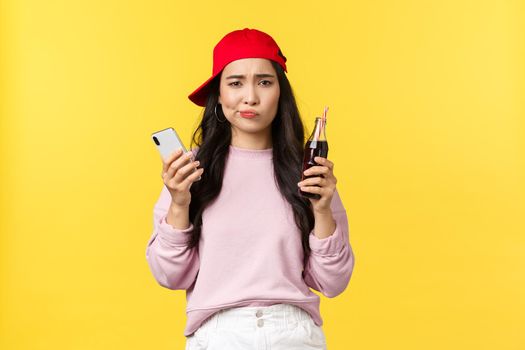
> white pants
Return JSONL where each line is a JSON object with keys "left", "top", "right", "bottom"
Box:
{"left": 185, "top": 303, "right": 327, "bottom": 350}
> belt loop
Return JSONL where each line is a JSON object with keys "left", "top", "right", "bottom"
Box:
{"left": 281, "top": 304, "right": 288, "bottom": 329}
{"left": 289, "top": 304, "right": 297, "bottom": 328}
{"left": 293, "top": 305, "right": 303, "bottom": 322}
{"left": 292, "top": 304, "right": 304, "bottom": 323}
{"left": 211, "top": 309, "right": 219, "bottom": 332}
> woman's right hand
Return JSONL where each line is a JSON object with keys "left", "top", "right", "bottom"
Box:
{"left": 161, "top": 148, "right": 204, "bottom": 208}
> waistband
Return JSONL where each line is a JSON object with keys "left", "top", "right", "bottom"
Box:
{"left": 198, "top": 303, "right": 313, "bottom": 333}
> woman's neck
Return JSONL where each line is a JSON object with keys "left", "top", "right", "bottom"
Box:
{"left": 230, "top": 139, "right": 273, "bottom": 150}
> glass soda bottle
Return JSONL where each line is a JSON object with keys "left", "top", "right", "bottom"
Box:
{"left": 299, "top": 112, "right": 328, "bottom": 200}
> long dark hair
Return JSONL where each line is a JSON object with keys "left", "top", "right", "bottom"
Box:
{"left": 185, "top": 60, "right": 315, "bottom": 269}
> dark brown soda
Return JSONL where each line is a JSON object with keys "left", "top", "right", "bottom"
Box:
{"left": 299, "top": 140, "right": 329, "bottom": 199}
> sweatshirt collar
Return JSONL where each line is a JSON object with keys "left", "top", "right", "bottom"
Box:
{"left": 229, "top": 144, "right": 273, "bottom": 159}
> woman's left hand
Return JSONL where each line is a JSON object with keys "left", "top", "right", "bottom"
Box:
{"left": 297, "top": 156, "right": 337, "bottom": 213}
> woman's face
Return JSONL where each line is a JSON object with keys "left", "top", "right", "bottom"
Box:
{"left": 218, "top": 58, "right": 280, "bottom": 142}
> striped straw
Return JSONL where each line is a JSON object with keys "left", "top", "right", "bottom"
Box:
{"left": 322, "top": 106, "right": 328, "bottom": 131}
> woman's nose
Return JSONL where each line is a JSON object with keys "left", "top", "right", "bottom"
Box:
{"left": 243, "top": 85, "right": 259, "bottom": 105}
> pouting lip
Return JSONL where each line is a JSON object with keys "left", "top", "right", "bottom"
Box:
{"left": 239, "top": 109, "right": 258, "bottom": 115}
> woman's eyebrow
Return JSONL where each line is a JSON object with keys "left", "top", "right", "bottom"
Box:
{"left": 225, "top": 73, "right": 275, "bottom": 79}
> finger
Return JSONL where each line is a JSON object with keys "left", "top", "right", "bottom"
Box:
{"left": 162, "top": 148, "right": 183, "bottom": 174}
{"left": 162, "top": 148, "right": 184, "bottom": 174}
{"left": 165, "top": 151, "right": 194, "bottom": 179}
{"left": 174, "top": 159, "right": 201, "bottom": 183}
{"left": 299, "top": 185, "right": 323, "bottom": 195}
{"left": 314, "top": 156, "right": 334, "bottom": 169}
{"left": 182, "top": 167, "right": 205, "bottom": 190}
{"left": 298, "top": 177, "right": 326, "bottom": 188}
{"left": 303, "top": 166, "right": 329, "bottom": 177}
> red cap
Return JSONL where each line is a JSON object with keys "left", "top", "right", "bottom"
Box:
{"left": 188, "top": 28, "right": 287, "bottom": 107}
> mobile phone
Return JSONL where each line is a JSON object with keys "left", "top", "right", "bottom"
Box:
{"left": 151, "top": 127, "right": 193, "bottom": 163}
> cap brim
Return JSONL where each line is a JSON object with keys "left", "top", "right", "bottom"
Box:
{"left": 188, "top": 72, "right": 220, "bottom": 107}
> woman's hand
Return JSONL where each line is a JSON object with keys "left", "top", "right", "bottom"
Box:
{"left": 297, "top": 156, "right": 337, "bottom": 213}
{"left": 161, "top": 148, "right": 204, "bottom": 208}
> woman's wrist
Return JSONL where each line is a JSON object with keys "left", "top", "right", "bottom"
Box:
{"left": 167, "top": 202, "right": 191, "bottom": 230}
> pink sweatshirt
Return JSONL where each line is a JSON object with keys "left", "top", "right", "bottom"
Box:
{"left": 145, "top": 145, "right": 355, "bottom": 337}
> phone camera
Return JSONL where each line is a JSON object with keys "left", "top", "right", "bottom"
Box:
{"left": 152, "top": 136, "right": 160, "bottom": 146}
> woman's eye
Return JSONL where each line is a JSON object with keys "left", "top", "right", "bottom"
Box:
{"left": 228, "top": 80, "right": 272, "bottom": 87}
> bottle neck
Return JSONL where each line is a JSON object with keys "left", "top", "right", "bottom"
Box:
{"left": 309, "top": 117, "right": 327, "bottom": 141}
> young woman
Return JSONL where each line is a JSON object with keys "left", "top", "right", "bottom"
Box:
{"left": 146, "top": 28, "right": 355, "bottom": 350}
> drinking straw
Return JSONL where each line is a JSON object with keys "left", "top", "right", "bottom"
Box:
{"left": 314, "top": 106, "right": 329, "bottom": 140}
{"left": 322, "top": 106, "right": 328, "bottom": 132}
{"left": 315, "top": 117, "right": 321, "bottom": 140}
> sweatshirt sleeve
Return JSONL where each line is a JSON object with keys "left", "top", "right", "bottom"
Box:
{"left": 303, "top": 188, "right": 355, "bottom": 298}
{"left": 145, "top": 184, "right": 200, "bottom": 290}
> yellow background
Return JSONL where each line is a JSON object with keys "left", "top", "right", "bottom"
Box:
{"left": 1, "top": 0, "right": 524, "bottom": 349}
